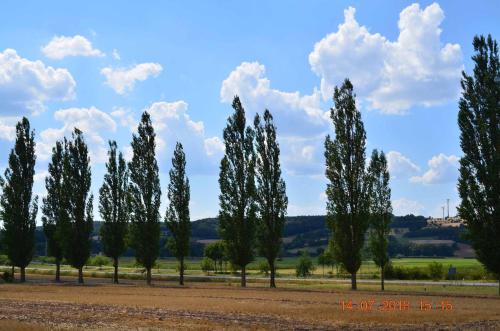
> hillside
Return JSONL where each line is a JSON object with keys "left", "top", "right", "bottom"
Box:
{"left": 22, "top": 214, "right": 472, "bottom": 258}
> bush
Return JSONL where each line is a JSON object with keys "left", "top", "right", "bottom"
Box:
{"left": 86, "top": 255, "right": 110, "bottom": 267}
{"left": 1, "top": 271, "right": 14, "bottom": 283}
{"left": 0, "top": 255, "right": 11, "bottom": 265}
{"left": 384, "top": 263, "right": 431, "bottom": 280}
{"left": 258, "top": 260, "right": 270, "bottom": 276}
{"left": 428, "top": 262, "right": 444, "bottom": 281}
{"left": 295, "top": 251, "right": 315, "bottom": 278}
{"left": 200, "top": 257, "right": 214, "bottom": 275}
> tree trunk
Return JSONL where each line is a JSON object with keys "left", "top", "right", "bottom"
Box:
{"left": 498, "top": 277, "right": 499, "bottom": 296}
{"left": 146, "top": 267, "right": 152, "bottom": 285}
{"left": 20, "top": 267, "right": 26, "bottom": 283}
{"left": 78, "top": 267, "right": 84, "bottom": 284}
{"left": 269, "top": 260, "right": 276, "bottom": 288}
{"left": 351, "top": 272, "right": 357, "bottom": 290}
{"left": 11, "top": 265, "right": 14, "bottom": 280}
{"left": 55, "top": 261, "right": 61, "bottom": 282}
{"left": 179, "top": 257, "right": 184, "bottom": 286}
{"left": 381, "top": 266, "right": 385, "bottom": 291}
{"left": 113, "top": 257, "right": 119, "bottom": 284}
{"left": 241, "top": 266, "right": 246, "bottom": 287}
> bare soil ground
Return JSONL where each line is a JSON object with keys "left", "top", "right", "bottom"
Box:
{"left": 0, "top": 275, "right": 499, "bottom": 330}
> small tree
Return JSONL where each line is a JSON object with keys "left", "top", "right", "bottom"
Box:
{"left": 59, "top": 129, "right": 93, "bottom": 284}
{"left": 42, "top": 141, "right": 65, "bottom": 282}
{"left": 254, "top": 110, "right": 288, "bottom": 288}
{"left": 218, "top": 96, "right": 256, "bottom": 287}
{"left": 457, "top": 35, "right": 500, "bottom": 295}
{"left": 0, "top": 117, "right": 38, "bottom": 282}
{"left": 428, "top": 262, "right": 444, "bottom": 281}
{"left": 367, "top": 150, "right": 392, "bottom": 291}
{"left": 296, "top": 251, "right": 315, "bottom": 278}
{"left": 325, "top": 79, "right": 370, "bottom": 290}
{"left": 165, "top": 142, "right": 191, "bottom": 285}
{"left": 204, "top": 241, "right": 225, "bottom": 273}
{"left": 99, "top": 141, "right": 129, "bottom": 284}
{"left": 128, "top": 112, "right": 161, "bottom": 285}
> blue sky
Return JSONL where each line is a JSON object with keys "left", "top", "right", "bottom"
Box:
{"left": 0, "top": 1, "right": 498, "bottom": 221}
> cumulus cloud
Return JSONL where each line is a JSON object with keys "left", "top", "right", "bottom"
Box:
{"left": 0, "top": 117, "right": 19, "bottom": 141}
{"left": 280, "top": 135, "right": 325, "bottom": 177}
{"left": 220, "top": 61, "right": 327, "bottom": 135}
{"left": 42, "top": 35, "right": 105, "bottom": 59}
{"left": 101, "top": 63, "right": 162, "bottom": 94}
{"left": 204, "top": 137, "right": 224, "bottom": 156}
{"left": 309, "top": 3, "right": 462, "bottom": 114}
{"left": 37, "top": 106, "right": 116, "bottom": 163}
{"left": 112, "top": 49, "right": 121, "bottom": 60}
{"left": 0, "top": 49, "right": 75, "bottom": 115}
{"left": 410, "top": 153, "right": 459, "bottom": 184}
{"left": 386, "top": 150, "right": 420, "bottom": 179}
{"left": 392, "top": 198, "right": 425, "bottom": 216}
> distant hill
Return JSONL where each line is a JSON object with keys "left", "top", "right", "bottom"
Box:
{"left": 18, "top": 214, "right": 472, "bottom": 259}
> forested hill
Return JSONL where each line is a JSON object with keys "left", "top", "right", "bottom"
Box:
{"left": 24, "top": 214, "right": 470, "bottom": 258}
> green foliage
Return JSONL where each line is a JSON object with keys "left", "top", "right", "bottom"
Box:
{"left": 218, "top": 96, "right": 256, "bottom": 286}
{"left": 99, "top": 141, "right": 129, "bottom": 268}
{"left": 428, "top": 262, "right": 444, "bottom": 281}
{"left": 204, "top": 241, "right": 226, "bottom": 273}
{"left": 258, "top": 260, "right": 270, "bottom": 275}
{"left": 295, "top": 251, "right": 315, "bottom": 278}
{"left": 86, "top": 255, "right": 110, "bottom": 267}
{"left": 128, "top": 112, "right": 161, "bottom": 284}
{"left": 41, "top": 141, "right": 64, "bottom": 271}
{"left": 58, "top": 128, "right": 94, "bottom": 283}
{"left": 1, "top": 270, "right": 13, "bottom": 283}
{"left": 165, "top": 143, "right": 191, "bottom": 284}
{"left": 325, "top": 79, "right": 370, "bottom": 289}
{"left": 384, "top": 263, "right": 431, "bottom": 280}
{"left": 0, "top": 117, "right": 38, "bottom": 281}
{"left": 254, "top": 110, "right": 287, "bottom": 287}
{"left": 457, "top": 35, "right": 500, "bottom": 288}
{"left": 200, "top": 257, "right": 214, "bottom": 274}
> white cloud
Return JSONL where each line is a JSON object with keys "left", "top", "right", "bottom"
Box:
{"left": 280, "top": 135, "right": 324, "bottom": 177}
{"left": 392, "top": 198, "right": 425, "bottom": 216}
{"left": 204, "top": 136, "right": 224, "bottom": 156}
{"left": 112, "top": 49, "right": 121, "bottom": 60}
{"left": 309, "top": 3, "right": 462, "bottom": 114}
{"left": 0, "top": 117, "right": 19, "bottom": 141}
{"left": 42, "top": 35, "right": 105, "bottom": 59}
{"left": 220, "top": 61, "right": 328, "bottom": 135}
{"left": 410, "top": 153, "right": 459, "bottom": 184}
{"left": 111, "top": 107, "right": 136, "bottom": 130}
{"left": 34, "top": 170, "right": 49, "bottom": 183}
{"left": 386, "top": 150, "right": 420, "bottom": 179}
{"left": 101, "top": 63, "right": 162, "bottom": 94}
{"left": 0, "top": 49, "right": 75, "bottom": 115}
{"left": 37, "top": 106, "right": 116, "bottom": 163}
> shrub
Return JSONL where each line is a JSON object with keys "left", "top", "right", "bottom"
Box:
{"left": 86, "top": 255, "right": 110, "bottom": 267}
{"left": 201, "top": 257, "right": 214, "bottom": 275}
{"left": 428, "top": 262, "right": 444, "bottom": 281}
{"left": 384, "top": 263, "right": 431, "bottom": 280}
{"left": 258, "top": 261, "right": 270, "bottom": 276}
{"left": 0, "top": 255, "right": 10, "bottom": 265}
{"left": 295, "top": 251, "right": 315, "bottom": 278}
{"left": 1, "top": 271, "right": 14, "bottom": 283}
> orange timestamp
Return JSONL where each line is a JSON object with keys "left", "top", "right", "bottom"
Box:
{"left": 339, "top": 299, "right": 453, "bottom": 312}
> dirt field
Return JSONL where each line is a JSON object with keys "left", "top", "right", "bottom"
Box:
{"left": 0, "top": 275, "right": 499, "bottom": 330}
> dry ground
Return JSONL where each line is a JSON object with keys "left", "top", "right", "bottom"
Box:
{"left": 0, "top": 275, "right": 499, "bottom": 330}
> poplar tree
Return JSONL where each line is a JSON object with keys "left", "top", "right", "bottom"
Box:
{"left": 0, "top": 117, "right": 38, "bottom": 282}
{"left": 367, "top": 149, "right": 392, "bottom": 291}
{"left": 99, "top": 141, "right": 129, "bottom": 284}
{"left": 165, "top": 142, "right": 191, "bottom": 285}
{"left": 219, "top": 96, "right": 256, "bottom": 287}
{"left": 59, "top": 128, "right": 93, "bottom": 284}
{"left": 128, "top": 112, "right": 161, "bottom": 285}
{"left": 254, "top": 110, "right": 287, "bottom": 288}
{"left": 325, "top": 79, "right": 370, "bottom": 290}
{"left": 458, "top": 35, "right": 500, "bottom": 294}
{"left": 41, "top": 141, "right": 65, "bottom": 282}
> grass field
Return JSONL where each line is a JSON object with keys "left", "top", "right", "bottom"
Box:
{"left": 0, "top": 275, "right": 499, "bottom": 330}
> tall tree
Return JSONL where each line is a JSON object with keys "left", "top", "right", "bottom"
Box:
{"left": 457, "top": 35, "right": 500, "bottom": 294}
{"left": 99, "top": 141, "right": 129, "bottom": 284}
{"left": 59, "top": 128, "right": 93, "bottom": 284}
{"left": 0, "top": 117, "right": 38, "bottom": 282}
{"left": 219, "top": 96, "right": 256, "bottom": 287}
{"left": 325, "top": 79, "right": 370, "bottom": 290}
{"left": 41, "top": 141, "right": 65, "bottom": 282}
{"left": 254, "top": 110, "right": 288, "bottom": 288}
{"left": 367, "top": 150, "right": 392, "bottom": 291}
{"left": 165, "top": 142, "right": 191, "bottom": 285}
{"left": 128, "top": 111, "right": 161, "bottom": 285}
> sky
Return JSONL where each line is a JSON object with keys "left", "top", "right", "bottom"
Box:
{"left": 0, "top": 1, "right": 498, "bottom": 221}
